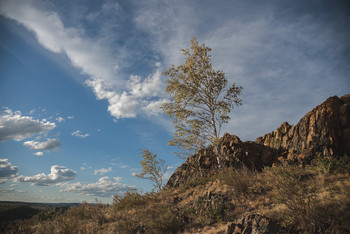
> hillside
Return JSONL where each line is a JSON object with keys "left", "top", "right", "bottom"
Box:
{"left": 3, "top": 95, "right": 350, "bottom": 234}
{"left": 0, "top": 201, "right": 79, "bottom": 231}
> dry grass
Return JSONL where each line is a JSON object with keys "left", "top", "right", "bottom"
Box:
{"left": 3, "top": 162, "right": 350, "bottom": 233}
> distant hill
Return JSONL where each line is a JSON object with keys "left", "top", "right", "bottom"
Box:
{"left": 0, "top": 201, "right": 79, "bottom": 228}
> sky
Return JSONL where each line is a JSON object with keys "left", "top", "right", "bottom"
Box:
{"left": 0, "top": 0, "right": 349, "bottom": 204}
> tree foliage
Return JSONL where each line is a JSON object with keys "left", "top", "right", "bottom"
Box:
{"left": 134, "top": 149, "right": 167, "bottom": 191}
{"left": 162, "top": 38, "right": 243, "bottom": 158}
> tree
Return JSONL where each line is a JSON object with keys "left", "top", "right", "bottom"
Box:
{"left": 133, "top": 149, "right": 167, "bottom": 191}
{"left": 162, "top": 38, "right": 243, "bottom": 162}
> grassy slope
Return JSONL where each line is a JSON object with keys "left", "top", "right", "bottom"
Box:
{"left": 3, "top": 162, "right": 350, "bottom": 233}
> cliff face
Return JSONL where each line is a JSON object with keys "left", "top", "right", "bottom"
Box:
{"left": 255, "top": 95, "right": 350, "bottom": 163}
{"left": 166, "top": 95, "right": 350, "bottom": 188}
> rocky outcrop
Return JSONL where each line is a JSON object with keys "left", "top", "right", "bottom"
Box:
{"left": 256, "top": 95, "right": 350, "bottom": 163}
{"left": 167, "top": 135, "right": 279, "bottom": 188}
{"left": 166, "top": 95, "right": 350, "bottom": 188}
{"left": 225, "top": 214, "right": 280, "bottom": 234}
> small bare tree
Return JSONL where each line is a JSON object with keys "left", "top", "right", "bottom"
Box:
{"left": 133, "top": 149, "right": 167, "bottom": 191}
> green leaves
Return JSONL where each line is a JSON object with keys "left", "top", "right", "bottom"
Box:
{"left": 134, "top": 149, "right": 167, "bottom": 191}
{"left": 162, "top": 38, "right": 243, "bottom": 158}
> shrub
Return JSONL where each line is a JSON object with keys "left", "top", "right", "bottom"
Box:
{"left": 112, "top": 189, "right": 148, "bottom": 212}
{"left": 311, "top": 153, "right": 350, "bottom": 174}
{"left": 219, "top": 166, "right": 257, "bottom": 202}
{"left": 143, "top": 203, "right": 185, "bottom": 233}
{"left": 190, "top": 194, "right": 228, "bottom": 225}
{"left": 264, "top": 165, "right": 318, "bottom": 230}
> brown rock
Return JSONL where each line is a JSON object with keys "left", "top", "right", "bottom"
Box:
{"left": 166, "top": 95, "right": 350, "bottom": 188}
{"left": 225, "top": 214, "right": 279, "bottom": 234}
{"left": 255, "top": 95, "right": 350, "bottom": 163}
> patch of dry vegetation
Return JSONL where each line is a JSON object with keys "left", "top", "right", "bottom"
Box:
{"left": 3, "top": 160, "right": 350, "bottom": 233}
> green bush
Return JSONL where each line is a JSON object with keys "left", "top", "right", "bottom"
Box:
{"left": 219, "top": 167, "right": 257, "bottom": 201}
{"left": 190, "top": 195, "right": 227, "bottom": 225}
{"left": 112, "top": 189, "right": 148, "bottom": 212}
{"left": 311, "top": 153, "right": 350, "bottom": 174}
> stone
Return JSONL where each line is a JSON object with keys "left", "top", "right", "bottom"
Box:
{"left": 166, "top": 95, "right": 350, "bottom": 188}
{"left": 255, "top": 95, "right": 350, "bottom": 163}
{"left": 225, "top": 214, "right": 279, "bottom": 234}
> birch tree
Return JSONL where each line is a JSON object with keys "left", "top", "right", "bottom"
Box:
{"left": 162, "top": 38, "right": 243, "bottom": 162}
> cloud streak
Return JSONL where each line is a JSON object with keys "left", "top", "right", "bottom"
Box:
{"left": 0, "top": 0, "right": 166, "bottom": 121}
{"left": 0, "top": 0, "right": 348, "bottom": 140}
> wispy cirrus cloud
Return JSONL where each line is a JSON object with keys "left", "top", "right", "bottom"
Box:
{"left": 0, "top": 0, "right": 166, "bottom": 121}
{"left": 0, "top": 109, "right": 56, "bottom": 141}
{"left": 133, "top": 0, "right": 350, "bottom": 139}
{"left": 15, "top": 165, "right": 77, "bottom": 186}
{"left": 1, "top": 0, "right": 348, "bottom": 140}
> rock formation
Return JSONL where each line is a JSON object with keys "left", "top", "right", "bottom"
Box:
{"left": 166, "top": 95, "right": 350, "bottom": 188}
{"left": 225, "top": 214, "right": 280, "bottom": 234}
{"left": 166, "top": 136, "right": 278, "bottom": 188}
{"left": 256, "top": 95, "right": 350, "bottom": 163}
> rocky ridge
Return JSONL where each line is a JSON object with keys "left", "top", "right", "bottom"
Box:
{"left": 167, "top": 95, "right": 350, "bottom": 188}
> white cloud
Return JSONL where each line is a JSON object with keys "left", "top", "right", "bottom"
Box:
{"left": 142, "top": 99, "right": 168, "bottom": 116}
{"left": 1, "top": 0, "right": 348, "bottom": 139}
{"left": 15, "top": 165, "right": 77, "bottom": 186}
{"left": 128, "top": 70, "right": 164, "bottom": 98}
{"left": 23, "top": 138, "right": 61, "bottom": 151}
{"left": 0, "top": 1, "right": 169, "bottom": 121}
{"left": 132, "top": 0, "right": 350, "bottom": 140}
{"left": 0, "top": 188, "right": 26, "bottom": 193}
{"left": 80, "top": 166, "right": 92, "bottom": 171}
{"left": 0, "top": 159, "right": 19, "bottom": 184}
{"left": 56, "top": 116, "right": 65, "bottom": 122}
{"left": 86, "top": 79, "right": 139, "bottom": 119}
{"left": 0, "top": 109, "right": 56, "bottom": 141}
{"left": 33, "top": 152, "right": 44, "bottom": 156}
{"left": 0, "top": 0, "right": 116, "bottom": 82}
{"left": 72, "top": 130, "right": 90, "bottom": 138}
{"left": 67, "top": 116, "right": 74, "bottom": 119}
{"left": 94, "top": 167, "right": 112, "bottom": 175}
{"left": 61, "top": 176, "right": 134, "bottom": 197}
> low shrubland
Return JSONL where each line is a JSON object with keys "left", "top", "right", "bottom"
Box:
{"left": 3, "top": 159, "right": 350, "bottom": 233}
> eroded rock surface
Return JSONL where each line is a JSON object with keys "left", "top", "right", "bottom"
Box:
{"left": 225, "top": 214, "right": 280, "bottom": 234}
{"left": 166, "top": 136, "right": 278, "bottom": 188}
{"left": 166, "top": 95, "right": 350, "bottom": 188}
{"left": 256, "top": 95, "right": 350, "bottom": 163}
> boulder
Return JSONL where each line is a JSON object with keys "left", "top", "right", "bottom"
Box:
{"left": 166, "top": 135, "right": 278, "bottom": 188}
{"left": 225, "top": 214, "right": 279, "bottom": 234}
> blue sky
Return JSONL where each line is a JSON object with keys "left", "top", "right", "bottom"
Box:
{"left": 0, "top": 0, "right": 349, "bottom": 203}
